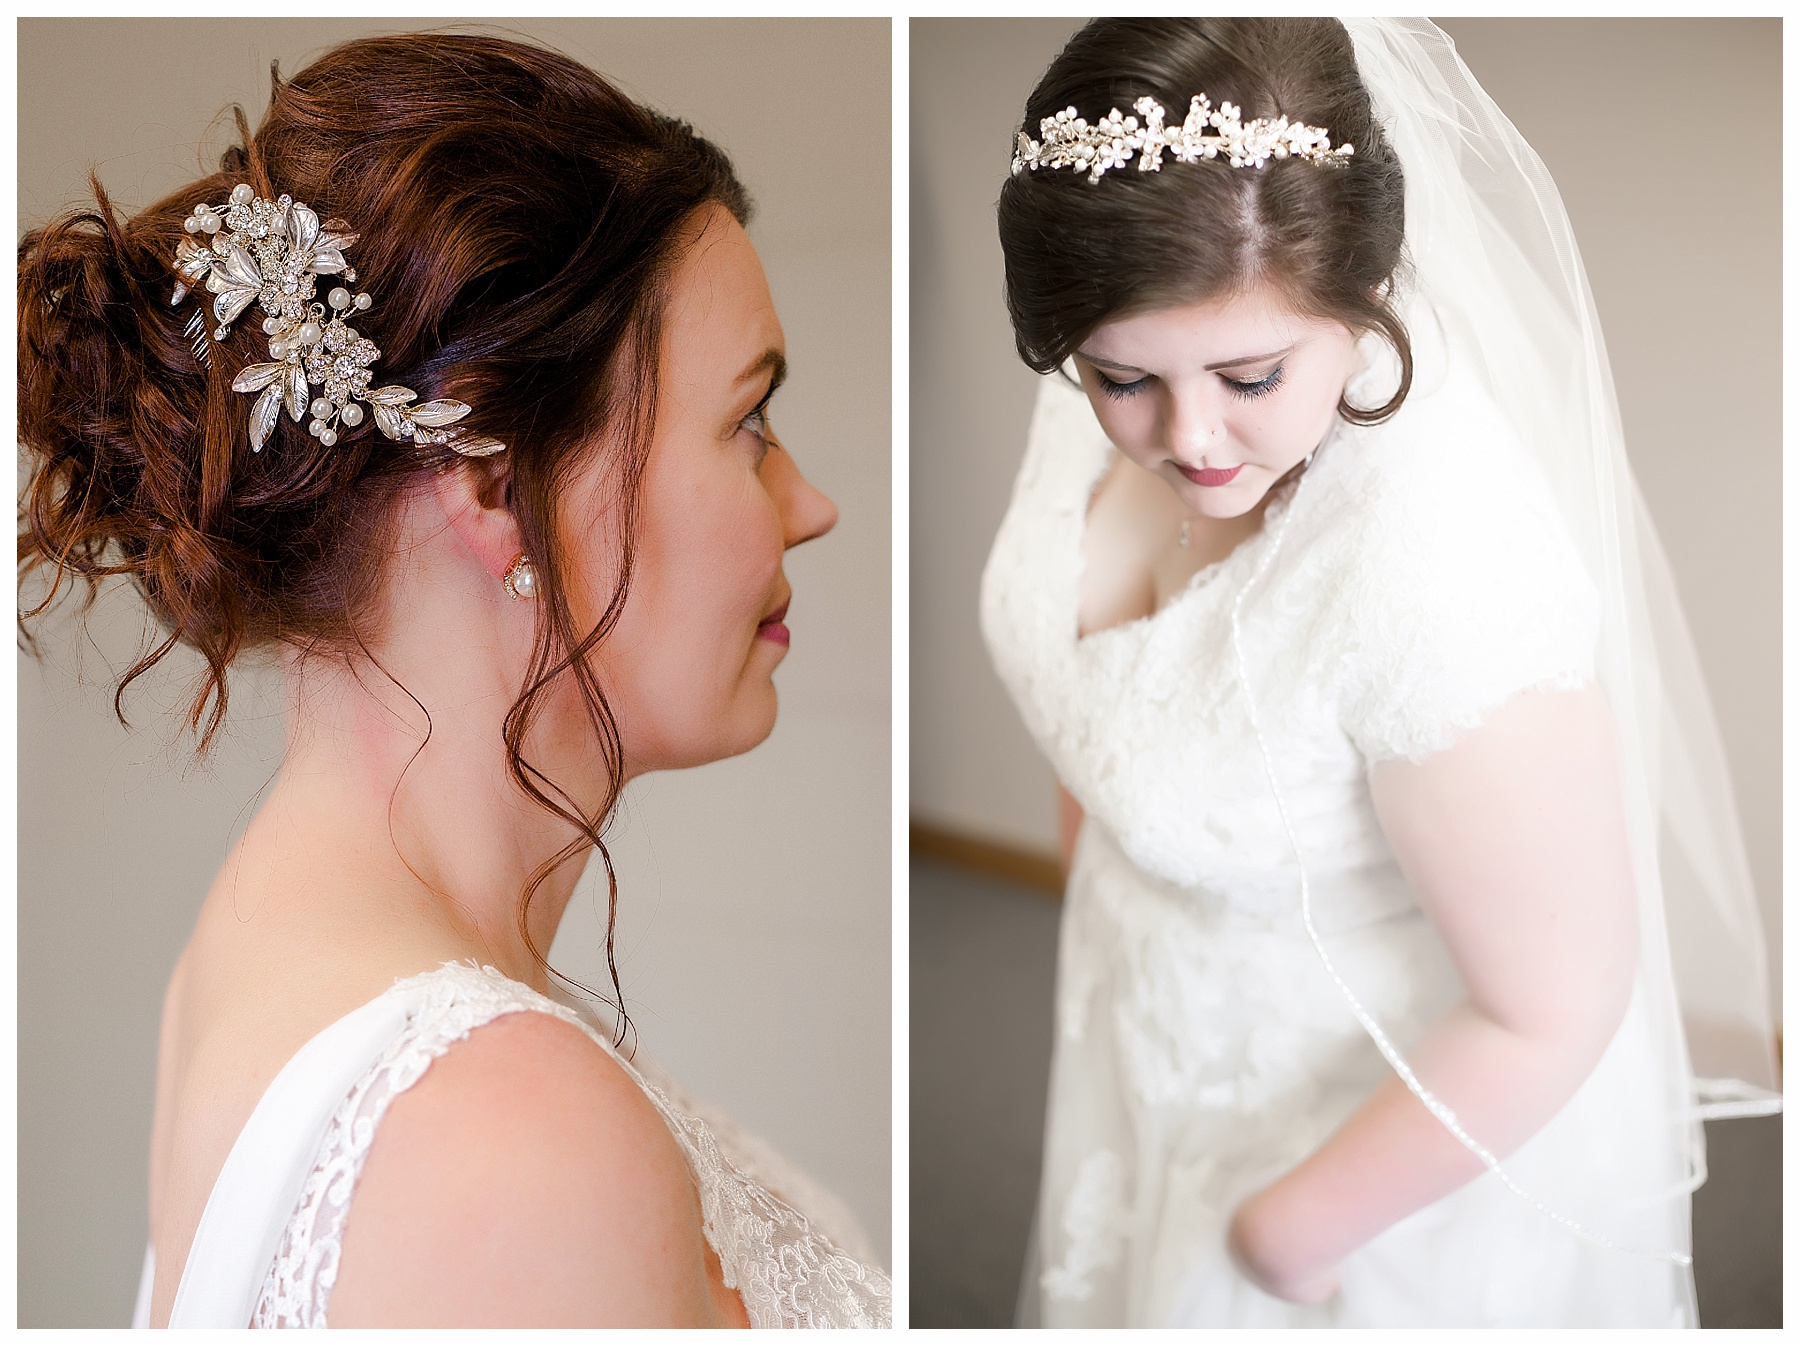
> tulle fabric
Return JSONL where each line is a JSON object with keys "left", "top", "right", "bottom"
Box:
{"left": 1342, "top": 19, "right": 1779, "bottom": 1112}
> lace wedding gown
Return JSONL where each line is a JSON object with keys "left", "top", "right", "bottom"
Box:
{"left": 981, "top": 370, "right": 1696, "bottom": 1327}
{"left": 132, "top": 961, "right": 891, "bottom": 1328}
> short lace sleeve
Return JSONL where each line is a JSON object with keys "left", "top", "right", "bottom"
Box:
{"left": 1335, "top": 387, "right": 1600, "bottom": 764}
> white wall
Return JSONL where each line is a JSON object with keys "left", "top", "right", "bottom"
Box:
{"left": 18, "top": 18, "right": 890, "bottom": 1326}
{"left": 910, "top": 19, "right": 1082, "bottom": 853}
{"left": 908, "top": 19, "right": 1781, "bottom": 991}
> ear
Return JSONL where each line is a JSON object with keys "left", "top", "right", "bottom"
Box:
{"left": 432, "top": 456, "right": 523, "bottom": 582}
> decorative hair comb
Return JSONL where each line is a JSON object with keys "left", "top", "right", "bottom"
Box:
{"left": 1012, "top": 94, "right": 1352, "bottom": 185}
{"left": 171, "top": 183, "right": 505, "bottom": 458}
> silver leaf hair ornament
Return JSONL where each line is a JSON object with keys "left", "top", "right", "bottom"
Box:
{"left": 1012, "top": 94, "right": 1352, "bottom": 184}
{"left": 170, "top": 183, "right": 507, "bottom": 458}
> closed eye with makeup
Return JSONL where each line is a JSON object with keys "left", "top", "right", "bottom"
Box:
{"left": 1073, "top": 285, "right": 1358, "bottom": 523}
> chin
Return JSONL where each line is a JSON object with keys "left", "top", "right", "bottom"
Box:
{"left": 1180, "top": 481, "right": 1267, "bottom": 522}
{"left": 1197, "top": 494, "right": 1261, "bottom": 521}
{"left": 719, "top": 690, "right": 780, "bottom": 762}
{"left": 637, "top": 684, "right": 780, "bottom": 774}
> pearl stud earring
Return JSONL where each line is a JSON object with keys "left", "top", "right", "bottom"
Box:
{"left": 503, "top": 554, "right": 537, "bottom": 601}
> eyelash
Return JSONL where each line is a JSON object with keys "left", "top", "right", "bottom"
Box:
{"left": 1094, "top": 372, "right": 1150, "bottom": 402}
{"left": 739, "top": 389, "right": 776, "bottom": 460}
{"left": 1093, "top": 366, "right": 1287, "bottom": 402}
{"left": 1226, "top": 366, "right": 1285, "bottom": 399}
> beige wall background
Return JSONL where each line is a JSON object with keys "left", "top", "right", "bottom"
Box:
{"left": 910, "top": 19, "right": 1780, "bottom": 999}
{"left": 18, "top": 18, "right": 890, "bottom": 1326}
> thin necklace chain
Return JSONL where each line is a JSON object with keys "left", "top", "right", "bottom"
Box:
{"left": 1227, "top": 457, "right": 1689, "bottom": 1269}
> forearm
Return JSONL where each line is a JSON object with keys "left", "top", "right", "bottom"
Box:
{"left": 1232, "top": 996, "right": 1619, "bottom": 1296}
{"left": 1228, "top": 688, "right": 1643, "bottom": 1301}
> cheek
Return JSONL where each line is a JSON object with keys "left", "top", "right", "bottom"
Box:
{"left": 605, "top": 455, "right": 784, "bottom": 765}
{"left": 644, "top": 471, "right": 780, "bottom": 629}
{"left": 1087, "top": 391, "right": 1159, "bottom": 456}
{"left": 1237, "top": 380, "right": 1340, "bottom": 457}
{"left": 1238, "top": 397, "right": 1307, "bottom": 446}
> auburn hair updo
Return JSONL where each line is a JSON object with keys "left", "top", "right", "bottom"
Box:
{"left": 18, "top": 32, "right": 751, "bottom": 1029}
{"left": 998, "top": 18, "right": 1411, "bottom": 423}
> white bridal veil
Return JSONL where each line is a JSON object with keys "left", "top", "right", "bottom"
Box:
{"left": 1339, "top": 18, "right": 1780, "bottom": 1180}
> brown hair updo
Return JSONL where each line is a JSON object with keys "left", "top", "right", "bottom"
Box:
{"left": 19, "top": 33, "right": 750, "bottom": 1023}
{"left": 997, "top": 18, "right": 1411, "bottom": 423}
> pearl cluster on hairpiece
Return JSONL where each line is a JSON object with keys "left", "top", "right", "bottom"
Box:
{"left": 171, "top": 183, "right": 505, "bottom": 458}
{"left": 1012, "top": 93, "right": 1352, "bottom": 185}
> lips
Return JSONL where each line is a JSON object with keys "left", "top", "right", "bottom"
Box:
{"left": 1176, "top": 462, "right": 1244, "bottom": 487}
{"left": 757, "top": 599, "right": 790, "bottom": 648}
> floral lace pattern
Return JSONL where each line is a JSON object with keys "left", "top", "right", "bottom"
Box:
{"left": 1040, "top": 1149, "right": 1127, "bottom": 1302}
{"left": 981, "top": 369, "right": 1599, "bottom": 908}
{"left": 981, "top": 373, "right": 1646, "bottom": 1326}
{"left": 251, "top": 962, "right": 890, "bottom": 1328}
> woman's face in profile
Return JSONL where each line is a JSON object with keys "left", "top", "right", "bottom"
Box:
{"left": 566, "top": 205, "right": 836, "bottom": 776}
{"left": 1072, "top": 285, "right": 1357, "bottom": 521}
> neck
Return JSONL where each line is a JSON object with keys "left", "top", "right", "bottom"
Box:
{"left": 215, "top": 490, "right": 614, "bottom": 994}
{"left": 263, "top": 665, "right": 587, "bottom": 991}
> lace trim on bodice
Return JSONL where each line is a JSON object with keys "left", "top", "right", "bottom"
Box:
{"left": 250, "top": 962, "right": 890, "bottom": 1328}
{"left": 981, "top": 373, "right": 1599, "bottom": 900}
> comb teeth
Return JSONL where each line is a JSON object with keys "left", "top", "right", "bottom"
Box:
{"left": 184, "top": 310, "right": 211, "bottom": 369}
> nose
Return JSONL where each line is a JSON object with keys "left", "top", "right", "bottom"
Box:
{"left": 1166, "top": 382, "right": 1226, "bottom": 464}
{"left": 767, "top": 442, "right": 837, "bottom": 548}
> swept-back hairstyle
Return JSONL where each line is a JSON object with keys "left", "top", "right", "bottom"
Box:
{"left": 18, "top": 33, "right": 751, "bottom": 1031}
{"left": 998, "top": 18, "right": 1411, "bottom": 423}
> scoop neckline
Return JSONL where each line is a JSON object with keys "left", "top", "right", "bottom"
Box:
{"left": 1071, "top": 438, "right": 1323, "bottom": 650}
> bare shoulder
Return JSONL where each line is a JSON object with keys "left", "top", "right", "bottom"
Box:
{"left": 327, "top": 1009, "right": 730, "bottom": 1327}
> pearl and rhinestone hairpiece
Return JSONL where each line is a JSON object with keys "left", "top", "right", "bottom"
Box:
{"left": 171, "top": 183, "right": 505, "bottom": 458}
{"left": 1012, "top": 94, "right": 1352, "bottom": 185}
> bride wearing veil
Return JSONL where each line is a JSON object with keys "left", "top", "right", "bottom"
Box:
{"left": 981, "top": 18, "right": 1778, "bottom": 1326}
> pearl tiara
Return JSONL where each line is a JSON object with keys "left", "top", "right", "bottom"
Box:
{"left": 171, "top": 183, "right": 505, "bottom": 458}
{"left": 1012, "top": 93, "right": 1352, "bottom": 185}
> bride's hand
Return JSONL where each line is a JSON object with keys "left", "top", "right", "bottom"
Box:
{"left": 1226, "top": 1190, "right": 1343, "bottom": 1306}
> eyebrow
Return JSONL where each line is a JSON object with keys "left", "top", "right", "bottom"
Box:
{"left": 739, "top": 347, "right": 788, "bottom": 395}
{"left": 1075, "top": 344, "right": 1294, "bottom": 374}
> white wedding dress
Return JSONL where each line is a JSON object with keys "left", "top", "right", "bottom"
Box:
{"left": 980, "top": 368, "right": 1697, "bottom": 1327}
{"left": 131, "top": 960, "right": 891, "bottom": 1328}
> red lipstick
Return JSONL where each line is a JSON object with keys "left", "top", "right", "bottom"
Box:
{"left": 757, "top": 600, "right": 790, "bottom": 647}
{"left": 1177, "top": 463, "right": 1243, "bottom": 487}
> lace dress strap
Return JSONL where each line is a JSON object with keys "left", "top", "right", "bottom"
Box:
{"left": 250, "top": 961, "right": 890, "bottom": 1328}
